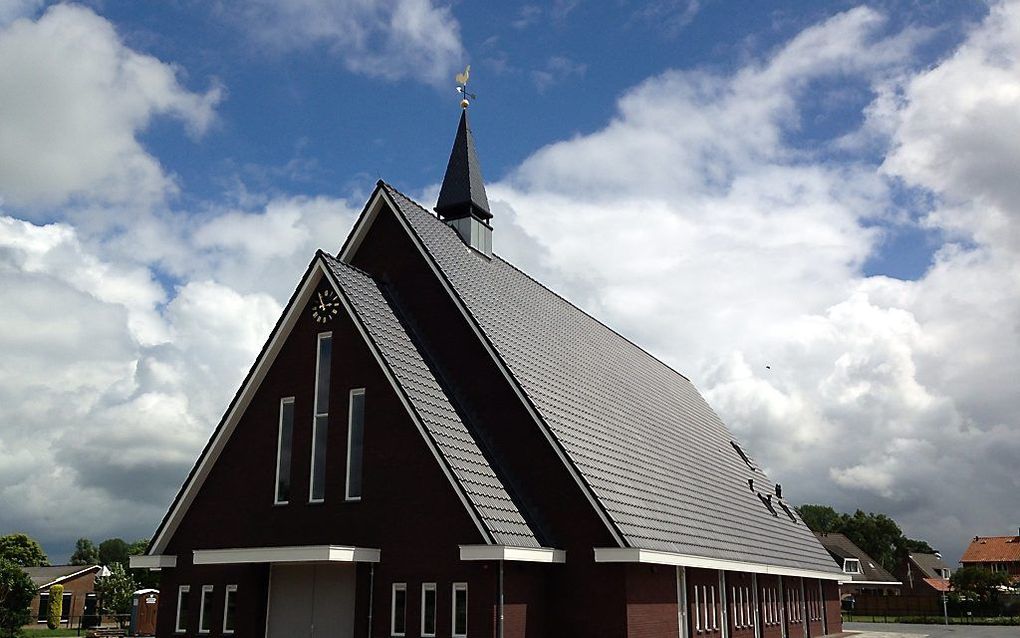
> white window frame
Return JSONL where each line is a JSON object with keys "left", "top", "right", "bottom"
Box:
{"left": 420, "top": 582, "right": 437, "bottom": 637}
{"left": 345, "top": 388, "right": 366, "bottom": 501}
{"left": 843, "top": 558, "right": 861, "bottom": 574}
{"left": 391, "top": 582, "right": 407, "bottom": 637}
{"left": 274, "top": 397, "right": 295, "bottom": 505}
{"left": 198, "top": 585, "right": 213, "bottom": 634}
{"left": 452, "top": 582, "right": 468, "bottom": 638}
{"left": 309, "top": 331, "right": 332, "bottom": 503}
{"left": 175, "top": 585, "right": 190, "bottom": 633}
{"left": 222, "top": 584, "right": 237, "bottom": 634}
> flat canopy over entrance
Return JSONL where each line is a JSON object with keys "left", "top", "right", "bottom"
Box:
{"left": 193, "top": 545, "right": 380, "bottom": 565}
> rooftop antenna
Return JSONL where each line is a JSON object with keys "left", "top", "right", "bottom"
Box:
{"left": 456, "top": 65, "right": 476, "bottom": 109}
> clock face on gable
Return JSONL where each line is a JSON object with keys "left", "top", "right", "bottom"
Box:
{"left": 310, "top": 287, "right": 340, "bottom": 324}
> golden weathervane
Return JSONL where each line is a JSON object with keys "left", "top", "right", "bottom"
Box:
{"left": 456, "top": 65, "right": 476, "bottom": 109}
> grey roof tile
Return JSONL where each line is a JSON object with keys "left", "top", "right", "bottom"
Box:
{"left": 378, "top": 183, "right": 840, "bottom": 574}
{"left": 322, "top": 253, "right": 539, "bottom": 548}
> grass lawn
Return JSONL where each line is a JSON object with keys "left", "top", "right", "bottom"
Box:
{"left": 20, "top": 630, "right": 82, "bottom": 637}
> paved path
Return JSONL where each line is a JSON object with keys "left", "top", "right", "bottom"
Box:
{"left": 845, "top": 621, "right": 1020, "bottom": 637}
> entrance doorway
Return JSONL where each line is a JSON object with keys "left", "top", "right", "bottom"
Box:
{"left": 266, "top": 564, "right": 356, "bottom": 638}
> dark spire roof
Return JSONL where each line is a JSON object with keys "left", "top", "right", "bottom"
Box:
{"left": 436, "top": 109, "right": 491, "bottom": 221}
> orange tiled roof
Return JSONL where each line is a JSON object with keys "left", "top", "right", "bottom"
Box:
{"left": 960, "top": 536, "right": 1020, "bottom": 562}
{"left": 922, "top": 578, "right": 951, "bottom": 592}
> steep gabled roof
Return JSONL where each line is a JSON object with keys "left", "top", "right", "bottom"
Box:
{"left": 815, "top": 533, "right": 900, "bottom": 584}
{"left": 321, "top": 253, "right": 538, "bottom": 547}
{"left": 961, "top": 535, "right": 1020, "bottom": 563}
{"left": 361, "top": 182, "right": 839, "bottom": 575}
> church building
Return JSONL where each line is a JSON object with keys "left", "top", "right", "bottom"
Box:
{"left": 133, "top": 106, "right": 845, "bottom": 638}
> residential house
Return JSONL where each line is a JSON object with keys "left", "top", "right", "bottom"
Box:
{"left": 894, "top": 552, "right": 951, "bottom": 598}
{"left": 132, "top": 108, "right": 846, "bottom": 638}
{"left": 960, "top": 533, "right": 1020, "bottom": 583}
{"left": 814, "top": 533, "right": 901, "bottom": 597}
{"left": 22, "top": 564, "right": 102, "bottom": 628}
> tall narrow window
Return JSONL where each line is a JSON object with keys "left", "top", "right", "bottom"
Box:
{"left": 309, "top": 332, "right": 332, "bottom": 502}
{"left": 452, "top": 583, "right": 468, "bottom": 638}
{"left": 223, "top": 585, "right": 237, "bottom": 634}
{"left": 275, "top": 398, "right": 295, "bottom": 504}
{"left": 421, "top": 583, "right": 437, "bottom": 637}
{"left": 198, "top": 585, "right": 214, "bottom": 633}
{"left": 391, "top": 583, "right": 407, "bottom": 637}
{"left": 38, "top": 593, "right": 49, "bottom": 621}
{"left": 346, "top": 389, "right": 366, "bottom": 500}
{"left": 175, "top": 585, "right": 190, "bottom": 633}
{"left": 693, "top": 585, "right": 701, "bottom": 631}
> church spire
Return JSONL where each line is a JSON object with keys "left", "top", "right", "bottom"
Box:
{"left": 435, "top": 108, "right": 491, "bottom": 221}
{"left": 435, "top": 78, "right": 493, "bottom": 256}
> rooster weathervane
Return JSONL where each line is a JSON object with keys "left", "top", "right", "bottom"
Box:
{"left": 456, "top": 65, "right": 476, "bottom": 109}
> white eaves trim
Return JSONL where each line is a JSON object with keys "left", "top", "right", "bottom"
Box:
{"left": 459, "top": 545, "right": 565, "bottom": 563}
{"left": 193, "top": 545, "right": 380, "bottom": 565}
{"left": 129, "top": 555, "right": 177, "bottom": 570}
{"left": 845, "top": 580, "right": 904, "bottom": 586}
{"left": 36, "top": 565, "right": 103, "bottom": 588}
{"left": 594, "top": 548, "right": 844, "bottom": 581}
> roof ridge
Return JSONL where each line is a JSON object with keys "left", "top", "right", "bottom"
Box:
{"left": 380, "top": 181, "right": 692, "bottom": 385}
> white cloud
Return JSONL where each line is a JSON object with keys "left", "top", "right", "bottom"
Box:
{"left": 228, "top": 0, "right": 464, "bottom": 86}
{"left": 531, "top": 55, "right": 587, "bottom": 93}
{"left": 0, "top": 4, "right": 221, "bottom": 209}
{"left": 488, "top": 4, "right": 1020, "bottom": 562}
{"left": 0, "top": 0, "right": 42, "bottom": 26}
{"left": 0, "top": 212, "right": 287, "bottom": 548}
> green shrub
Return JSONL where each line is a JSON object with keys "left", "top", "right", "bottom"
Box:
{"left": 47, "top": 584, "right": 63, "bottom": 630}
{"left": 0, "top": 558, "right": 36, "bottom": 637}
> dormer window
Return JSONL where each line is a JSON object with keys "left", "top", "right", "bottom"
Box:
{"left": 843, "top": 558, "right": 862, "bottom": 574}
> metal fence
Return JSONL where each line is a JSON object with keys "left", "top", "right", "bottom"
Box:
{"left": 843, "top": 592, "right": 1020, "bottom": 625}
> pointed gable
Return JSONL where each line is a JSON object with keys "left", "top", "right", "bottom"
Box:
{"left": 359, "top": 182, "right": 840, "bottom": 575}
{"left": 148, "top": 252, "right": 538, "bottom": 555}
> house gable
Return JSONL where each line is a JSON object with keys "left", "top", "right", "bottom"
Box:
{"left": 162, "top": 263, "right": 488, "bottom": 554}
{"left": 150, "top": 253, "right": 538, "bottom": 559}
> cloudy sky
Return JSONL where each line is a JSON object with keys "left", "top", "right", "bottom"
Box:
{"left": 0, "top": 0, "right": 1017, "bottom": 566}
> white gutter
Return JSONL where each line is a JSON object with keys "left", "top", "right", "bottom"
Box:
{"left": 594, "top": 548, "right": 844, "bottom": 581}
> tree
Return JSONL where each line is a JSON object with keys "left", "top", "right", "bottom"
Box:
{"left": 47, "top": 584, "right": 63, "bottom": 630}
{"left": 98, "top": 539, "right": 129, "bottom": 570}
{"left": 0, "top": 533, "right": 48, "bottom": 567}
{"left": 951, "top": 566, "right": 1011, "bottom": 603}
{"left": 70, "top": 538, "right": 99, "bottom": 566}
{"left": 95, "top": 563, "right": 137, "bottom": 618}
{"left": 126, "top": 539, "right": 149, "bottom": 557}
{"left": 796, "top": 505, "right": 841, "bottom": 533}
{"left": 0, "top": 558, "right": 35, "bottom": 638}
{"left": 796, "top": 505, "right": 938, "bottom": 573}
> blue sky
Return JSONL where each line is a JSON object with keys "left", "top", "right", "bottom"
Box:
{"left": 1, "top": 0, "right": 1018, "bottom": 567}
